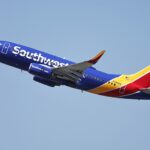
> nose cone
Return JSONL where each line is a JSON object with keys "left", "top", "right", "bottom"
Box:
{"left": 0, "top": 40, "right": 5, "bottom": 47}
{"left": 0, "top": 41, "right": 3, "bottom": 45}
{"left": 0, "top": 41, "right": 4, "bottom": 54}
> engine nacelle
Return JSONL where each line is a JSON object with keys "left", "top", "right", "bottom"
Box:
{"left": 29, "top": 63, "right": 52, "bottom": 78}
{"left": 33, "top": 76, "right": 59, "bottom": 87}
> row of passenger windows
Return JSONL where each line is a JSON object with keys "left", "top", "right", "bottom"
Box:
{"left": 84, "top": 74, "right": 102, "bottom": 81}
{"left": 83, "top": 74, "right": 123, "bottom": 86}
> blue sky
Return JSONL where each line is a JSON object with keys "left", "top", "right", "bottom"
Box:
{"left": 0, "top": 0, "right": 150, "bottom": 150}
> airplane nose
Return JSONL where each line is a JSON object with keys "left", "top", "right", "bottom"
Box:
{"left": 0, "top": 41, "right": 3, "bottom": 54}
{"left": 0, "top": 41, "right": 3, "bottom": 46}
{"left": 0, "top": 41, "right": 4, "bottom": 55}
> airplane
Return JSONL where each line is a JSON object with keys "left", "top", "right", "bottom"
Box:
{"left": 0, "top": 41, "right": 150, "bottom": 100}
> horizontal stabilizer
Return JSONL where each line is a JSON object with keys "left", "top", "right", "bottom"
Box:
{"left": 140, "top": 88, "right": 150, "bottom": 94}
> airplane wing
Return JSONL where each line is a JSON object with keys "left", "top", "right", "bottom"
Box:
{"left": 52, "top": 50, "right": 105, "bottom": 82}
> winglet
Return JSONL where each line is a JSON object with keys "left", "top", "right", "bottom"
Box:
{"left": 88, "top": 50, "right": 106, "bottom": 64}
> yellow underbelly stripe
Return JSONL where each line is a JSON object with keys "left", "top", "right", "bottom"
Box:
{"left": 88, "top": 66, "right": 150, "bottom": 94}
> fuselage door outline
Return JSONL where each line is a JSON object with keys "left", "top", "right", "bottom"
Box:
{"left": 1, "top": 42, "right": 10, "bottom": 54}
{"left": 119, "top": 86, "right": 127, "bottom": 94}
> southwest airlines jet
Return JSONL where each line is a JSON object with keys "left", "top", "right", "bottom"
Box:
{"left": 0, "top": 41, "right": 150, "bottom": 100}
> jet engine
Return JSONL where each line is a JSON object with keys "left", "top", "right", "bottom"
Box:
{"left": 33, "top": 76, "right": 60, "bottom": 87}
{"left": 29, "top": 63, "right": 52, "bottom": 78}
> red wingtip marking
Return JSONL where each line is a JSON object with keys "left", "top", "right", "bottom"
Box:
{"left": 88, "top": 50, "right": 106, "bottom": 64}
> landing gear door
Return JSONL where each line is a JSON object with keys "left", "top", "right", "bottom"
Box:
{"left": 1, "top": 42, "right": 10, "bottom": 54}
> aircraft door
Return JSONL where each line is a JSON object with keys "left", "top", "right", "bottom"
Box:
{"left": 1, "top": 42, "right": 10, "bottom": 54}
{"left": 119, "top": 86, "right": 126, "bottom": 94}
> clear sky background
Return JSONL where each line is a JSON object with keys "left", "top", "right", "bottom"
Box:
{"left": 0, "top": 0, "right": 150, "bottom": 150}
